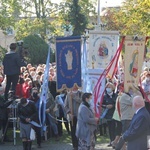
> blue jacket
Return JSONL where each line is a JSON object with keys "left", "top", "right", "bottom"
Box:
{"left": 123, "top": 107, "right": 150, "bottom": 150}
{"left": 3, "top": 51, "right": 26, "bottom": 75}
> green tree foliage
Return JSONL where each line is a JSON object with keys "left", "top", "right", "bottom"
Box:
{"left": 15, "top": 18, "right": 55, "bottom": 40}
{"left": 58, "top": 0, "right": 97, "bottom": 36}
{"left": 59, "top": 0, "right": 97, "bottom": 20}
{"left": 17, "top": 0, "right": 59, "bottom": 18}
{"left": 67, "top": 0, "right": 88, "bottom": 36}
{"left": 23, "top": 34, "right": 49, "bottom": 65}
{"left": 0, "top": 0, "right": 59, "bottom": 40}
{"left": 102, "top": 0, "right": 150, "bottom": 36}
{"left": 0, "top": 46, "right": 7, "bottom": 62}
{"left": 58, "top": 0, "right": 97, "bottom": 35}
{"left": 0, "top": 0, "right": 21, "bottom": 30}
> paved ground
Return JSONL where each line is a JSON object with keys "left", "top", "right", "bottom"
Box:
{"left": 0, "top": 141, "right": 114, "bottom": 150}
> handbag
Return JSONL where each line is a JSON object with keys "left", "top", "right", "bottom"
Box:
{"left": 30, "top": 128, "right": 35, "bottom": 140}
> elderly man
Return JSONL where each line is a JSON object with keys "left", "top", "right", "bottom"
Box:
{"left": 119, "top": 96, "right": 150, "bottom": 150}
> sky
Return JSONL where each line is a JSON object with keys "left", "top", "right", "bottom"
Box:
{"left": 51, "top": 0, "right": 124, "bottom": 7}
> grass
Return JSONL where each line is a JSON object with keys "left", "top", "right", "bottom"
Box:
{"left": 46, "top": 123, "right": 110, "bottom": 145}
{"left": 6, "top": 122, "right": 110, "bottom": 146}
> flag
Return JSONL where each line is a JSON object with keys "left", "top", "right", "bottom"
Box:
{"left": 56, "top": 36, "right": 81, "bottom": 91}
{"left": 39, "top": 45, "right": 51, "bottom": 130}
{"left": 124, "top": 36, "right": 146, "bottom": 92}
{"left": 88, "top": 31, "right": 119, "bottom": 69}
{"left": 81, "top": 38, "right": 92, "bottom": 92}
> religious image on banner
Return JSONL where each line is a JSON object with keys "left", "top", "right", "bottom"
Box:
{"left": 98, "top": 41, "right": 108, "bottom": 57}
{"left": 88, "top": 31, "right": 119, "bottom": 69}
{"left": 56, "top": 36, "right": 81, "bottom": 91}
{"left": 129, "top": 49, "right": 138, "bottom": 78}
{"left": 124, "top": 36, "right": 146, "bottom": 92}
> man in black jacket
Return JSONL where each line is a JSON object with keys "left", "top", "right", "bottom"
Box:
{"left": 3, "top": 43, "right": 26, "bottom": 100}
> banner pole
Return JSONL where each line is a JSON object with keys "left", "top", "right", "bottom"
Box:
{"left": 70, "top": 88, "right": 73, "bottom": 125}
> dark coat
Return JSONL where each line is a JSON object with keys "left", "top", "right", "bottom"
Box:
{"left": 102, "top": 93, "right": 117, "bottom": 120}
{"left": 123, "top": 107, "right": 150, "bottom": 150}
{"left": 3, "top": 52, "right": 26, "bottom": 75}
{"left": 17, "top": 101, "right": 37, "bottom": 124}
{"left": 0, "top": 96, "right": 13, "bottom": 120}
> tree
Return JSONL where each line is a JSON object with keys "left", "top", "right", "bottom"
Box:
{"left": 56, "top": 0, "right": 97, "bottom": 36}
{"left": 102, "top": 0, "right": 150, "bottom": 36}
{"left": 67, "top": 0, "right": 88, "bottom": 36}
{"left": 15, "top": 18, "right": 56, "bottom": 40}
{"left": 23, "top": 34, "right": 49, "bottom": 65}
{"left": 0, "top": 0, "right": 21, "bottom": 30}
{"left": 0, "top": 0, "right": 60, "bottom": 41}
{"left": 0, "top": 46, "right": 7, "bottom": 62}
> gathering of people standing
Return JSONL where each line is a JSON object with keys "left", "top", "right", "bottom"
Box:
{"left": 0, "top": 42, "right": 150, "bottom": 150}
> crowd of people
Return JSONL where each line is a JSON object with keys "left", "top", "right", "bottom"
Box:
{"left": 0, "top": 42, "right": 150, "bottom": 150}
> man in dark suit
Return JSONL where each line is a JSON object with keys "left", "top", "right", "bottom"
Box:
{"left": 3, "top": 43, "right": 26, "bottom": 100}
{"left": 120, "top": 96, "right": 150, "bottom": 150}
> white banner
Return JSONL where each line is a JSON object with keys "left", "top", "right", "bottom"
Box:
{"left": 88, "top": 69, "right": 105, "bottom": 111}
{"left": 88, "top": 31, "right": 119, "bottom": 69}
{"left": 124, "top": 36, "right": 146, "bottom": 92}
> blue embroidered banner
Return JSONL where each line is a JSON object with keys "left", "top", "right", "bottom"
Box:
{"left": 56, "top": 36, "right": 81, "bottom": 91}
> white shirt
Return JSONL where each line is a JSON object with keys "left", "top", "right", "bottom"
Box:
{"left": 135, "top": 107, "right": 143, "bottom": 114}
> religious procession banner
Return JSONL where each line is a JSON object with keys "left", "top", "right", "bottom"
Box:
{"left": 124, "top": 36, "right": 146, "bottom": 92}
{"left": 88, "top": 31, "right": 119, "bottom": 69}
{"left": 88, "top": 69, "right": 105, "bottom": 109}
{"left": 56, "top": 36, "right": 81, "bottom": 91}
{"left": 93, "top": 37, "right": 125, "bottom": 117}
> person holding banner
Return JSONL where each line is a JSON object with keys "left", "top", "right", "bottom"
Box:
{"left": 17, "top": 98, "right": 37, "bottom": 150}
{"left": 101, "top": 82, "right": 117, "bottom": 147}
{"left": 28, "top": 87, "right": 42, "bottom": 148}
{"left": 76, "top": 93, "right": 99, "bottom": 150}
{"left": 111, "top": 90, "right": 123, "bottom": 148}
{"left": 46, "top": 92, "right": 59, "bottom": 141}
{"left": 55, "top": 89, "right": 70, "bottom": 136}
{"left": 115, "top": 87, "right": 134, "bottom": 150}
{"left": 65, "top": 85, "right": 83, "bottom": 150}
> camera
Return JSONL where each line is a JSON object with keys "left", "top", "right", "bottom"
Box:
{"left": 8, "top": 90, "right": 15, "bottom": 101}
{"left": 17, "top": 41, "right": 28, "bottom": 60}
{"left": 17, "top": 40, "right": 23, "bottom": 47}
{"left": 133, "top": 35, "right": 138, "bottom": 41}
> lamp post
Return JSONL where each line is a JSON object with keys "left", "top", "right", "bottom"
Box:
{"left": 97, "top": 0, "right": 101, "bottom": 25}
{"left": 96, "top": 0, "right": 107, "bottom": 31}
